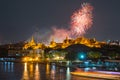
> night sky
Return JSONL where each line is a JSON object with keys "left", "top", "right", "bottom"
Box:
{"left": 0, "top": 0, "right": 120, "bottom": 44}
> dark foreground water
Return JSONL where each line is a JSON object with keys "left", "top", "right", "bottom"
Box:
{"left": 0, "top": 62, "right": 105, "bottom": 80}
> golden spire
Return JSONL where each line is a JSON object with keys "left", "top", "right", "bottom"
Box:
{"left": 29, "top": 36, "right": 36, "bottom": 46}
{"left": 31, "top": 36, "right": 35, "bottom": 43}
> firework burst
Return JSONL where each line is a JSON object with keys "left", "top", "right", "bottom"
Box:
{"left": 50, "top": 3, "right": 93, "bottom": 42}
{"left": 70, "top": 3, "right": 93, "bottom": 37}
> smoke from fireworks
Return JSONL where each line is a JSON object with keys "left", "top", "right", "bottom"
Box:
{"left": 50, "top": 27, "right": 70, "bottom": 42}
{"left": 50, "top": 3, "right": 93, "bottom": 42}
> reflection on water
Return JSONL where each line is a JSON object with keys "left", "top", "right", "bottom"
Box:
{"left": 0, "top": 62, "right": 107, "bottom": 80}
{"left": 46, "top": 63, "right": 50, "bottom": 80}
{"left": 46, "top": 63, "right": 50, "bottom": 74}
{"left": 51, "top": 64, "right": 56, "bottom": 80}
{"left": 66, "top": 67, "right": 71, "bottom": 80}
{"left": 50, "top": 63, "right": 71, "bottom": 80}
{"left": 29, "top": 63, "right": 34, "bottom": 78}
{"left": 35, "top": 63, "right": 40, "bottom": 80}
{"left": 0, "top": 62, "right": 14, "bottom": 72}
{"left": 21, "top": 63, "right": 29, "bottom": 80}
{"left": 21, "top": 63, "right": 40, "bottom": 80}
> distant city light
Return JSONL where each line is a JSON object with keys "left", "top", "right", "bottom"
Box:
{"left": 78, "top": 52, "right": 86, "bottom": 60}
{"left": 80, "top": 55, "right": 84, "bottom": 59}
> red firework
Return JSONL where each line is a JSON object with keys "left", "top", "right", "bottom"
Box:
{"left": 70, "top": 3, "right": 93, "bottom": 37}
{"left": 50, "top": 3, "right": 93, "bottom": 42}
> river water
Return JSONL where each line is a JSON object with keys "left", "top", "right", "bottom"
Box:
{"left": 0, "top": 62, "right": 105, "bottom": 80}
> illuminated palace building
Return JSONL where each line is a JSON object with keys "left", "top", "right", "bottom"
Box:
{"left": 8, "top": 36, "right": 106, "bottom": 57}
{"left": 49, "top": 37, "right": 106, "bottom": 49}
{"left": 23, "top": 36, "right": 106, "bottom": 50}
{"left": 8, "top": 37, "right": 45, "bottom": 57}
{"left": 24, "top": 36, "right": 106, "bottom": 49}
